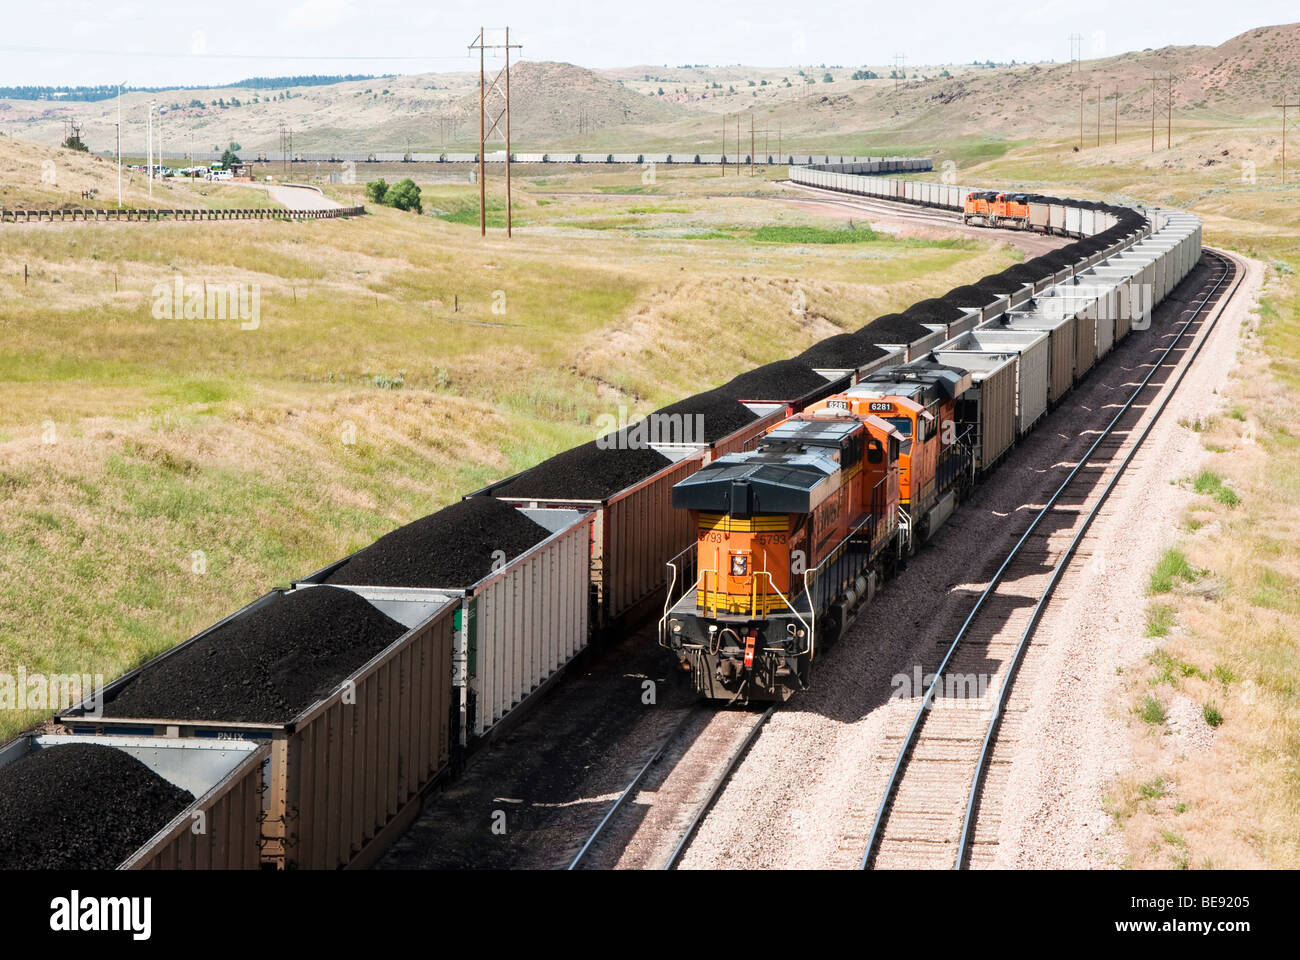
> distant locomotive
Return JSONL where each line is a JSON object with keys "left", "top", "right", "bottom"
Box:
{"left": 963, "top": 190, "right": 1031, "bottom": 229}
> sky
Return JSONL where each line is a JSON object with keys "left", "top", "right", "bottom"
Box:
{"left": 0, "top": 0, "right": 1295, "bottom": 88}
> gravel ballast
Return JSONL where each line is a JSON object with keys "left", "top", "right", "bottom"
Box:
{"left": 102, "top": 586, "right": 409, "bottom": 723}
{"left": 324, "top": 496, "right": 552, "bottom": 588}
{"left": 0, "top": 743, "right": 195, "bottom": 870}
{"left": 490, "top": 438, "right": 672, "bottom": 500}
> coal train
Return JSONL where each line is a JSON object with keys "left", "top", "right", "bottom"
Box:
{"left": 14, "top": 162, "right": 1201, "bottom": 870}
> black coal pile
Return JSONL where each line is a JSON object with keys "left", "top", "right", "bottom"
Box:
{"left": 797, "top": 334, "right": 890, "bottom": 369}
{"left": 715, "top": 359, "right": 832, "bottom": 402}
{"left": 903, "top": 298, "right": 966, "bottom": 324}
{"left": 490, "top": 437, "right": 672, "bottom": 500}
{"left": 974, "top": 272, "right": 1028, "bottom": 295}
{"left": 649, "top": 389, "right": 759, "bottom": 442}
{"left": 942, "top": 285, "right": 996, "bottom": 308}
{"left": 0, "top": 743, "right": 195, "bottom": 869}
{"left": 1021, "top": 256, "right": 1060, "bottom": 279}
{"left": 858, "top": 313, "right": 934, "bottom": 344}
{"left": 1038, "top": 250, "right": 1077, "bottom": 270}
{"left": 324, "top": 496, "right": 551, "bottom": 588}
{"left": 102, "top": 586, "right": 409, "bottom": 723}
{"left": 1003, "top": 263, "right": 1052, "bottom": 285}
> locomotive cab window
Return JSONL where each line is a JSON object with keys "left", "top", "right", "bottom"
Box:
{"left": 866, "top": 438, "right": 883, "bottom": 464}
{"left": 843, "top": 434, "right": 863, "bottom": 468}
{"left": 885, "top": 417, "right": 912, "bottom": 438}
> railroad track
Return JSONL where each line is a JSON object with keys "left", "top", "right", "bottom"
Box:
{"left": 568, "top": 703, "right": 777, "bottom": 870}
{"left": 780, "top": 182, "right": 965, "bottom": 229}
{"left": 858, "top": 249, "right": 1242, "bottom": 871}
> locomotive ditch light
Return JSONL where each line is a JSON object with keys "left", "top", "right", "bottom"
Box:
{"left": 671, "top": 619, "right": 682, "bottom": 634}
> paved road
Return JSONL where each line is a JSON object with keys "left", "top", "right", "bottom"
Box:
{"left": 265, "top": 183, "right": 340, "bottom": 210}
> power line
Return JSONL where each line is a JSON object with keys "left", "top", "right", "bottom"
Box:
{"left": 0, "top": 43, "right": 497, "bottom": 62}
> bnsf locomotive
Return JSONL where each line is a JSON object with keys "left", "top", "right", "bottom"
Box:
{"left": 660, "top": 363, "right": 975, "bottom": 702}
{"left": 963, "top": 190, "right": 1031, "bottom": 229}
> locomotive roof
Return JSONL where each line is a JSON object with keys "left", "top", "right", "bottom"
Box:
{"left": 671, "top": 450, "right": 838, "bottom": 514}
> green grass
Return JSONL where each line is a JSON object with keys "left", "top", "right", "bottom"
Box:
{"left": 1140, "top": 695, "right": 1167, "bottom": 726}
{"left": 592, "top": 185, "right": 660, "bottom": 195}
{"left": 752, "top": 224, "right": 878, "bottom": 244}
{"left": 1191, "top": 468, "right": 1241, "bottom": 506}
{"left": 1203, "top": 703, "right": 1224, "bottom": 728}
{"left": 1251, "top": 568, "right": 1298, "bottom": 612}
{"left": 1149, "top": 648, "right": 1204, "bottom": 685}
{"left": 1148, "top": 548, "right": 1199, "bottom": 594}
{"left": 1145, "top": 603, "right": 1176, "bottom": 638}
{"left": 1138, "top": 777, "right": 1168, "bottom": 799}
{"left": 1212, "top": 663, "right": 1238, "bottom": 685}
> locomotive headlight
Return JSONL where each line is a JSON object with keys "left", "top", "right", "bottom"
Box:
{"left": 670, "top": 620, "right": 682, "bottom": 634}
{"left": 730, "top": 554, "right": 748, "bottom": 577}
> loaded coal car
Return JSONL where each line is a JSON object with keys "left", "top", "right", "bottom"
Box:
{"left": 660, "top": 410, "right": 905, "bottom": 702}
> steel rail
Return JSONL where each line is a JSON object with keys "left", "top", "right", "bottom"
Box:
{"left": 952, "top": 250, "right": 1239, "bottom": 868}
{"left": 860, "top": 250, "right": 1238, "bottom": 870}
{"left": 664, "top": 704, "right": 777, "bottom": 870}
{"left": 567, "top": 704, "right": 705, "bottom": 870}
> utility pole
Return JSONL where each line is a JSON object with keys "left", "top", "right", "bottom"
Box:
{"left": 892, "top": 53, "right": 906, "bottom": 91}
{"left": 116, "top": 82, "right": 123, "bottom": 208}
{"left": 1274, "top": 96, "right": 1300, "bottom": 184}
{"left": 722, "top": 114, "right": 726, "bottom": 175}
{"left": 1150, "top": 70, "right": 1157, "bottom": 152}
{"left": 1097, "top": 84, "right": 1101, "bottom": 147}
{"left": 1167, "top": 73, "right": 1173, "bottom": 149}
{"left": 147, "top": 99, "right": 155, "bottom": 198}
{"left": 750, "top": 112, "right": 754, "bottom": 175}
{"left": 468, "top": 26, "right": 522, "bottom": 237}
{"left": 1069, "top": 34, "right": 1082, "bottom": 73}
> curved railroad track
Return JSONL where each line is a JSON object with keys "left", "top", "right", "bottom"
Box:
{"left": 858, "top": 249, "right": 1243, "bottom": 870}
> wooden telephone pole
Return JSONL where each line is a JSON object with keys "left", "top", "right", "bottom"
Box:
{"left": 1079, "top": 84, "right": 1084, "bottom": 150}
{"left": 1275, "top": 96, "right": 1300, "bottom": 184}
{"left": 469, "top": 27, "right": 522, "bottom": 237}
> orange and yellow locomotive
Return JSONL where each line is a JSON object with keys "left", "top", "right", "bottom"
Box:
{"left": 661, "top": 363, "right": 975, "bottom": 701}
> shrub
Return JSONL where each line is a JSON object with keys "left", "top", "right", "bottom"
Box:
{"left": 365, "top": 178, "right": 389, "bottom": 204}
{"left": 386, "top": 178, "right": 422, "bottom": 214}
